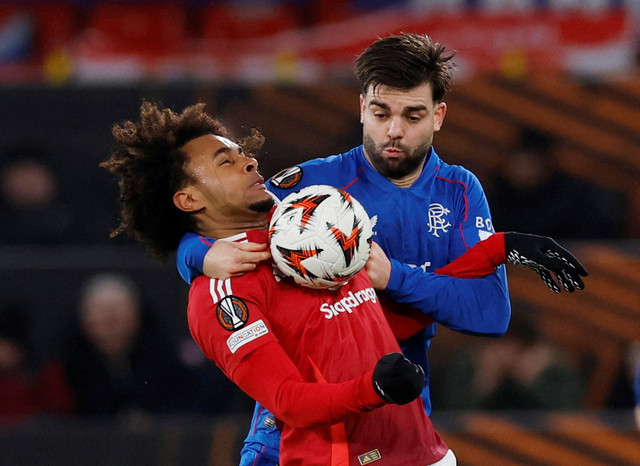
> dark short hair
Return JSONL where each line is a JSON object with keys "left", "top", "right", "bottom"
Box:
{"left": 100, "top": 101, "right": 264, "bottom": 258}
{"left": 355, "top": 33, "right": 456, "bottom": 102}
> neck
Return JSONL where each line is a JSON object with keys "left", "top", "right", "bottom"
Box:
{"left": 194, "top": 213, "right": 269, "bottom": 239}
{"left": 387, "top": 163, "right": 424, "bottom": 188}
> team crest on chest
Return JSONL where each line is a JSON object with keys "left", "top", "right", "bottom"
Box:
{"left": 369, "top": 215, "right": 378, "bottom": 236}
{"left": 427, "top": 203, "right": 451, "bottom": 237}
{"left": 270, "top": 166, "right": 303, "bottom": 189}
{"left": 216, "top": 295, "right": 249, "bottom": 331}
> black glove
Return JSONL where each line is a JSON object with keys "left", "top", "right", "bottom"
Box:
{"left": 504, "top": 232, "right": 588, "bottom": 293}
{"left": 372, "top": 353, "right": 425, "bottom": 405}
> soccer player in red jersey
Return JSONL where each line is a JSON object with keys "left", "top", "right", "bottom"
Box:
{"left": 102, "top": 101, "right": 461, "bottom": 464}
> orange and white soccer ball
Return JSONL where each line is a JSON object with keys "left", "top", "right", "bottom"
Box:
{"left": 268, "top": 185, "right": 373, "bottom": 289}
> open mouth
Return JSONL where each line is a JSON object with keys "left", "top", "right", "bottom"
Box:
{"left": 250, "top": 177, "right": 266, "bottom": 189}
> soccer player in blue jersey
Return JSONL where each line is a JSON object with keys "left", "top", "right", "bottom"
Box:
{"left": 177, "top": 34, "right": 587, "bottom": 465}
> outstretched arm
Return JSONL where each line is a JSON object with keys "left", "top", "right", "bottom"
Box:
{"left": 368, "top": 232, "right": 588, "bottom": 338}
{"left": 436, "top": 231, "right": 588, "bottom": 292}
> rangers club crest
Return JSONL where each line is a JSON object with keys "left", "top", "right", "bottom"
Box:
{"left": 427, "top": 203, "right": 451, "bottom": 237}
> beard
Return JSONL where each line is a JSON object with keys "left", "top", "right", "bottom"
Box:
{"left": 363, "top": 133, "right": 431, "bottom": 179}
{"left": 249, "top": 196, "right": 275, "bottom": 213}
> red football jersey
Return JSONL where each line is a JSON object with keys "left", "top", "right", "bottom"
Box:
{"left": 187, "top": 229, "right": 448, "bottom": 465}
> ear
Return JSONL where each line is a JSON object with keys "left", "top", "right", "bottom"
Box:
{"left": 359, "top": 94, "right": 366, "bottom": 124}
{"left": 433, "top": 101, "right": 447, "bottom": 132}
{"left": 173, "top": 186, "right": 202, "bottom": 213}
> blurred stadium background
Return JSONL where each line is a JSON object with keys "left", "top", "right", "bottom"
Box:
{"left": 1, "top": 0, "right": 639, "bottom": 464}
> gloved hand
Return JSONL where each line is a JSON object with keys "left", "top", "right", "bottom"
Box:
{"left": 504, "top": 232, "right": 588, "bottom": 293}
{"left": 372, "top": 353, "right": 425, "bottom": 405}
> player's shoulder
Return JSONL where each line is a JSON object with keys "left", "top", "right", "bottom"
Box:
{"left": 189, "top": 264, "right": 274, "bottom": 301}
{"left": 300, "top": 146, "right": 359, "bottom": 170}
{"left": 432, "top": 151, "right": 482, "bottom": 187}
{"left": 268, "top": 147, "right": 361, "bottom": 192}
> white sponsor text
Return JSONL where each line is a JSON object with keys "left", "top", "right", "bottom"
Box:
{"left": 320, "top": 288, "right": 378, "bottom": 319}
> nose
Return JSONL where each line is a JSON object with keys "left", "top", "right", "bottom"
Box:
{"left": 244, "top": 157, "right": 258, "bottom": 173}
{"left": 387, "top": 117, "right": 404, "bottom": 140}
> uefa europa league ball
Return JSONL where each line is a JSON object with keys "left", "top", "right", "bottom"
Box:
{"left": 268, "top": 185, "right": 373, "bottom": 289}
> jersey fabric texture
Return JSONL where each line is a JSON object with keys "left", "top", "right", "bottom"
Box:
{"left": 187, "top": 228, "right": 449, "bottom": 465}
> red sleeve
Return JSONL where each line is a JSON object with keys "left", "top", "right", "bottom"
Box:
{"left": 435, "top": 232, "right": 505, "bottom": 277}
{"left": 232, "top": 341, "right": 385, "bottom": 429}
{"left": 385, "top": 232, "right": 506, "bottom": 342}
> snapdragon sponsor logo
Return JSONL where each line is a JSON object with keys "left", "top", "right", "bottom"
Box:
{"left": 320, "top": 288, "right": 378, "bottom": 319}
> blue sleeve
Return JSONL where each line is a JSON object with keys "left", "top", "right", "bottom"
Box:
{"left": 384, "top": 170, "right": 510, "bottom": 336}
{"left": 451, "top": 170, "right": 496, "bottom": 257}
{"left": 176, "top": 232, "right": 212, "bottom": 285}
{"left": 385, "top": 260, "right": 510, "bottom": 336}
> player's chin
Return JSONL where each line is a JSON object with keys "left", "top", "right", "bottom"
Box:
{"left": 249, "top": 196, "right": 275, "bottom": 213}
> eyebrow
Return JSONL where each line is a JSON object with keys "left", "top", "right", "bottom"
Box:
{"left": 214, "top": 146, "right": 231, "bottom": 157}
{"left": 213, "top": 145, "right": 242, "bottom": 158}
{"left": 369, "top": 99, "right": 390, "bottom": 111}
{"left": 369, "top": 99, "right": 428, "bottom": 113}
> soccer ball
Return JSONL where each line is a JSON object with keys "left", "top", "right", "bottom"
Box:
{"left": 268, "top": 185, "right": 373, "bottom": 289}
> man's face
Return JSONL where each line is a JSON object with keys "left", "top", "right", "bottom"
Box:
{"left": 81, "top": 284, "right": 140, "bottom": 359}
{"left": 360, "top": 83, "right": 446, "bottom": 179}
{"left": 178, "top": 134, "right": 273, "bottom": 221}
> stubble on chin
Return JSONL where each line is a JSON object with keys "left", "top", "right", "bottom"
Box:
{"left": 249, "top": 197, "right": 275, "bottom": 213}
{"left": 363, "top": 134, "right": 430, "bottom": 179}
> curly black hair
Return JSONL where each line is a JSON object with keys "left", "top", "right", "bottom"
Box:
{"left": 355, "top": 33, "right": 456, "bottom": 102}
{"left": 100, "top": 101, "right": 264, "bottom": 259}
